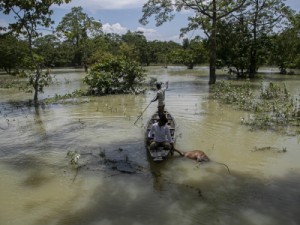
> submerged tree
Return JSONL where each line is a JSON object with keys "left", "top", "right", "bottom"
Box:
{"left": 244, "top": 0, "right": 291, "bottom": 78}
{"left": 84, "top": 56, "right": 146, "bottom": 95}
{"left": 217, "top": 16, "right": 252, "bottom": 77}
{"left": 140, "top": 0, "right": 247, "bottom": 84}
{"left": 0, "top": 0, "right": 72, "bottom": 105}
{"left": 269, "top": 13, "right": 300, "bottom": 73}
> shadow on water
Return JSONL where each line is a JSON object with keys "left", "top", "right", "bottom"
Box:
{"left": 15, "top": 156, "right": 300, "bottom": 225}
{"left": 1, "top": 124, "right": 300, "bottom": 225}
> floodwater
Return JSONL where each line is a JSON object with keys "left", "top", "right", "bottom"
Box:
{"left": 0, "top": 67, "right": 299, "bottom": 225}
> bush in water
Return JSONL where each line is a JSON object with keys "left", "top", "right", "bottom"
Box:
{"left": 84, "top": 56, "right": 146, "bottom": 95}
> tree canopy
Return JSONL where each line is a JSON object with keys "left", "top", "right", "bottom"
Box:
{"left": 56, "top": 6, "right": 102, "bottom": 69}
{"left": 0, "top": 0, "right": 72, "bottom": 104}
{"left": 140, "top": 0, "right": 248, "bottom": 84}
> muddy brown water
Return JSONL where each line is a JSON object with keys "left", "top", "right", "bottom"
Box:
{"left": 0, "top": 67, "right": 300, "bottom": 225}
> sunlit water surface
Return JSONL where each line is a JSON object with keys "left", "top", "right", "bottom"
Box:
{"left": 0, "top": 67, "right": 300, "bottom": 225}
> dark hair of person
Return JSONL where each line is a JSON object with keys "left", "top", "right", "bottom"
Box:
{"left": 159, "top": 114, "right": 168, "bottom": 125}
{"left": 156, "top": 82, "right": 161, "bottom": 89}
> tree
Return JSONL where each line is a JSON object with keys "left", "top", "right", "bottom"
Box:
{"left": 0, "top": 0, "right": 72, "bottom": 104}
{"left": 216, "top": 17, "right": 252, "bottom": 77}
{"left": 34, "top": 34, "right": 61, "bottom": 67}
{"left": 244, "top": 0, "right": 291, "bottom": 78}
{"left": 0, "top": 34, "right": 28, "bottom": 74}
{"left": 87, "top": 33, "right": 121, "bottom": 65}
{"left": 145, "top": 40, "right": 181, "bottom": 66}
{"left": 55, "top": 40, "right": 74, "bottom": 67}
{"left": 172, "top": 38, "right": 207, "bottom": 69}
{"left": 56, "top": 6, "right": 102, "bottom": 71}
{"left": 121, "top": 31, "right": 150, "bottom": 65}
{"left": 140, "top": 0, "right": 247, "bottom": 84}
{"left": 269, "top": 13, "right": 300, "bottom": 73}
{"left": 84, "top": 56, "right": 146, "bottom": 95}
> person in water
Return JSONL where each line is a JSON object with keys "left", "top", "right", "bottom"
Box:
{"left": 151, "top": 81, "right": 168, "bottom": 116}
{"left": 148, "top": 114, "right": 173, "bottom": 151}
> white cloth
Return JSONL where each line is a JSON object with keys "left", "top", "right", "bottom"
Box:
{"left": 148, "top": 122, "right": 173, "bottom": 143}
{"left": 157, "top": 88, "right": 166, "bottom": 106}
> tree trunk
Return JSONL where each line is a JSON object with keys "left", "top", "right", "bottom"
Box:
{"left": 187, "top": 63, "right": 194, "bottom": 69}
{"left": 33, "top": 68, "right": 41, "bottom": 105}
{"left": 209, "top": 0, "right": 217, "bottom": 85}
{"left": 249, "top": 29, "right": 257, "bottom": 78}
{"left": 249, "top": 0, "right": 258, "bottom": 79}
{"left": 249, "top": 50, "right": 256, "bottom": 78}
{"left": 27, "top": 35, "right": 40, "bottom": 105}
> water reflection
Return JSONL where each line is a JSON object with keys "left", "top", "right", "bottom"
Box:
{"left": 0, "top": 67, "right": 300, "bottom": 225}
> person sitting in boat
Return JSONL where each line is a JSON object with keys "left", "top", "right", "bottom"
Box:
{"left": 151, "top": 81, "right": 168, "bottom": 116}
{"left": 148, "top": 114, "right": 173, "bottom": 151}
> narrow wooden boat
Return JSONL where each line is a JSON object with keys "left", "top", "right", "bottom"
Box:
{"left": 145, "top": 111, "right": 176, "bottom": 162}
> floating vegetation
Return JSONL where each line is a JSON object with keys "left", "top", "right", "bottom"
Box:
{"left": 66, "top": 150, "right": 82, "bottom": 183}
{"left": 210, "top": 81, "right": 300, "bottom": 134}
{"left": 43, "top": 89, "right": 88, "bottom": 104}
{"left": 252, "top": 146, "right": 287, "bottom": 153}
{"left": 66, "top": 150, "right": 81, "bottom": 168}
{"left": 0, "top": 77, "right": 28, "bottom": 90}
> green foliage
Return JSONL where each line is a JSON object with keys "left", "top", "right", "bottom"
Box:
{"left": 0, "top": 77, "right": 28, "bottom": 90}
{"left": 27, "top": 69, "right": 52, "bottom": 93}
{"left": 260, "top": 82, "right": 289, "bottom": 100}
{"left": 216, "top": 18, "right": 251, "bottom": 76}
{"left": 66, "top": 150, "right": 81, "bottom": 168}
{"left": 210, "top": 80, "right": 299, "bottom": 133}
{"left": 140, "top": 0, "right": 249, "bottom": 84}
{"left": 1, "top": 0, "right": 299, "bottom": 98}
{"left": 0, "top": 34, "right": 30, "bottom": 74}
{"left": 216, "top": 0, "right": 291, "bottom": 78}
{"left": 84, "top": 56, "right": 146, "bottom": 95}
{"left": 56, "top": 6, "right": 102, "bottom": 67}
{"left": 0, "top": 0, "right": 72, "bottom": 104}
{"left": 210, "top": 80, "right": 255, "bottom": 111}
{"left": 121, "top": 31, "right": 149, "bottom": 65}
{"left": 34, "top": 35, "right": 61, "bottom": 67}
{"left": 268, "top": 13, "right": 300, "bottom": 72}
{"left": 171, "top": 38, "right": 208, "bottom": 68}
{"left": 0, "top": 0, "right": 71, "bottom": 38}
{"left": 43, "top": 89, "right": 87, "bottom": 104}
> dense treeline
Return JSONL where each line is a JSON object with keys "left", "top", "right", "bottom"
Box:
{"left": 1, "top": 5, "right": 299, "bottom": 76}
{"left": 0, "top": 1, "right": 300, "bottom": 102}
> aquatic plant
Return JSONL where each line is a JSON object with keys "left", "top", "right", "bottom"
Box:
{"left": 0, "top": 78, "right": 28, "bottom": 90}
{"left": 260, "top": 82, "right": 289, "bottom": 100}
{"left": 66, "top": 150, "right": 81, "bottom": 168}
{"left": 210, "top": 80, "right": 299, "bottom": 134}
{"left": 43, "top": 89, "right": 87, "bottom": 104}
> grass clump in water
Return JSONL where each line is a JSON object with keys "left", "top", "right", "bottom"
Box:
{"left": 210, "top": 80, "right": 300, "bottom": 134}
{"left": 43, "top": 89, "right": 88, "bottom": 104}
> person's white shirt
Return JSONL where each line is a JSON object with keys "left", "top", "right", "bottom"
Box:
{"left": 148, "top": 122, "right": 173, "bottom": 143}
{"left": 154, "top": 81, "right": 168, "bottom": 106}
{"left": 157, "top": 89, "right": 166, "bottom": 106}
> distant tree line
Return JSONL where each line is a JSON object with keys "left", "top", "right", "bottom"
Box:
{"left": 1, "top": 4, "right": 299, "bottom": 76}
{"left": 1, "top": 1, "right": 300, "bottom": 102}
